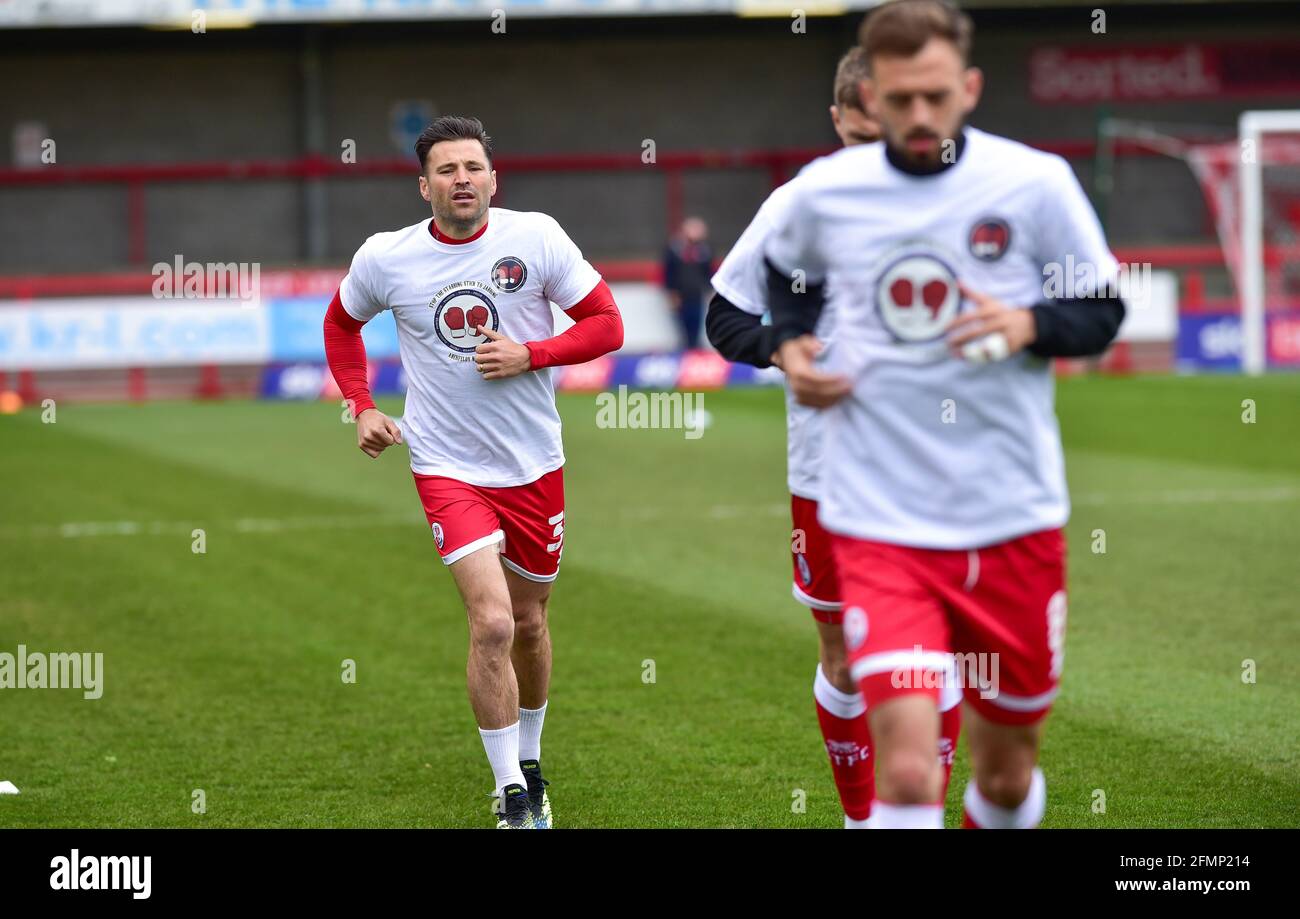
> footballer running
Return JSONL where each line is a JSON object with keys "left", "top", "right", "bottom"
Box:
{"left": 323, "top": 116, "right": 624, "bottom": 828}
{"left": 707, "top": 47, "right": 963, "bottom": 829}
{"left": 766, "top": 0, "right": 1125, "bottom": 828}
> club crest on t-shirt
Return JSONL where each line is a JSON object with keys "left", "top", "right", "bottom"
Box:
{"left": 491, "top": 256, "right": 528, "bottom": 293}
{"left": 968, "top": 217, "right": 1012, "bottom": 262}
{"left": 430, "top": 282, "right": 501, "bottom": 354}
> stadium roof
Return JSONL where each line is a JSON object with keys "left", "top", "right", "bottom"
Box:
{"left": 0, "top": 0, "right": 1290, "bottom": 29}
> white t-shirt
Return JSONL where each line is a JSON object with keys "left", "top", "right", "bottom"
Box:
{"left": 341, "top": 207, "right": 601, "bottom": 487}
{"left": 710, "top": 181, "right": 838, "bottom": 502}
{"left": 765, "top": 128, "right": 1119, "bottom": 549}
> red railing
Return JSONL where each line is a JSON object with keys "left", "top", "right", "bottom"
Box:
{"left": 0, "top": 245, "right": 1248, "bottom": 303}
{"left": 0, "top": 137, "right": 1201, "bottom": 267}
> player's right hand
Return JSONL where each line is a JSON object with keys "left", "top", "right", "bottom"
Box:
{"left": 778, "top": 335, "right": 851, "bottom": 408}
{"left": 356, "top": 408, "right": 404, "bottom": 458}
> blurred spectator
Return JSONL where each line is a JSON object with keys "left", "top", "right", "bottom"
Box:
{"left": 663, "top": 217, "right": 714, "bottom": 351}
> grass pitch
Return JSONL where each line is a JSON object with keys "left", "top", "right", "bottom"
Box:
{"left": 1, "top": 375, "right": 1297, "bottom": 828}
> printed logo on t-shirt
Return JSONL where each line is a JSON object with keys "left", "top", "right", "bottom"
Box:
{"left": 874, "top": 249, "right": 961, "bottom": 343}
{"left": 430, "top": 282, "right": 501, "bottom": 354}
{"left": 491, "top": 256, "right": 528, "bottom": 293}
{"left": 968, "top": 217, "right": 1012, "bottom": 262}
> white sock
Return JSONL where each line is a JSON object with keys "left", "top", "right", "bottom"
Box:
{"left": 518, "top": 701, "right": 547, "bottom": 762}
{"left": 479, "top": 722, "right": 527, "bottom": 794}
{"left": 963, "top": 767, "right": 1046, "bottom": 829}
{"left": 868, "top": 802, "right": 944, "bottom": 829}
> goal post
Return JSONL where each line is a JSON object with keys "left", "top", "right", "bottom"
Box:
{"left": 1239, "top": 110, "right": 1300, "bottom": 376}
{"left": 1098, "top": 111, "right": 1300, "bottom": 376}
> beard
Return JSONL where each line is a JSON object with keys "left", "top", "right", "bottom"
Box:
{"left": 891, "top": 130, "right": 942, "bottom": 167}
{"left": 435, "top": 190, "right": 487, "bottom": 233}
{"left": 884, "top": 119, "right": 966, "bottom": 171}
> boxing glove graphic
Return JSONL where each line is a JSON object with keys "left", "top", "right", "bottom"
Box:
{"left": 497, "top": 263, "right": 523, "bottom": 289}
{"left": 445, "top": 306, "right": 466, "bottom": 339}
{"left": 466, "top": 304, "right": 490, "bottom": 336}
{"left": 890, "top": 278, "right": 914, "bottom": 311}
{"left": 922, "top": 280, "right": 948, "bottom": 320}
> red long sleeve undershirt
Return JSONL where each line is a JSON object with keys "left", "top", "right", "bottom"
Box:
{"left": 322, "top": 280, "right": 624, "bottom": 413}
{"left": 525, "top": 279, "right": 624, "bottom": 370}
{"left": 323, "top": 291, "right": 375, "bottom": 416}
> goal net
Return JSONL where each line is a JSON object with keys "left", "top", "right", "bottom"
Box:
{"left": 1099, "top": 111, "right": 1300, "bottom": 374}
{"left": 1185, "top": 112, "right": 1300, "bottom": 374}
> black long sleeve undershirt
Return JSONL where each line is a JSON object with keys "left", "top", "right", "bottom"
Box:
{"left": 1027, "top": 296, "right": 1126, "bottom": 358}
{"left": 761, "top": 257, "right": 1124, "bottom": 359}
{"left": 765, "top": 258, "right": 826, "bottom": 353}
{"left": 705, "top": 292, "right": 778, "bottom": 368}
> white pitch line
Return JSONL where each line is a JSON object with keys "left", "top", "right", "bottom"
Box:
{"left": 619, "top": 503, "right": 787, "bottom": 521}
{"left": 1072, "top": 485, "right": 1300, "bottom": 507}
{"left": 0, "top": 513, "right": 424, "bottom": 540}
{"left": 230, "top": 513, "right": 419, "bottom": 534}
{"left": 2, "top": 487, "right": 1294, "bottom": 540}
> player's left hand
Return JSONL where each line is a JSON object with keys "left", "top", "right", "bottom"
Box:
{"left": 474, "top": 326, "right": 532, "bottom": 380}
{"left": 947, "top": 283, "right": 1038, "bottom": 362}
{"left": 778, "top": 335, "right": 851, "bottom": 408}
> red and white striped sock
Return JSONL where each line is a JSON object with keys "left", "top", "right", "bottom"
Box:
{"left": 963, "top": 767, "right": 1046, "bottom": 829}
{"left": 812, "top": 664, "right": 874, "bottom": 826}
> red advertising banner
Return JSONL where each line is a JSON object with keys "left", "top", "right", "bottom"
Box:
{"left": 1030, "top": 42, "right": 1300, "bottom": 104}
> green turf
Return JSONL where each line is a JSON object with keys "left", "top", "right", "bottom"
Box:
{"left": 1, "top": 375, "right": 1298, "bottom": 828}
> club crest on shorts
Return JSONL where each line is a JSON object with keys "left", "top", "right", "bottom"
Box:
{"left": 490, "top": 256, "right": 527, "bottom": 293}
{"left": 431, "top": 521, "right": 444, "bottom": 549}
{"left": 431, "top": 286, "right": 500, "bottom": 354}
{"left": 874, "top": 251, "right": 961, "bottom": 342}
{"left": 844, "top": 606, "right": 868, "bottom": 651}
{"left": 795, "top": 552, "right": 812, "bottom": 587}
{"left": 968, "top": 217, "right": 1011, "bottom": 262}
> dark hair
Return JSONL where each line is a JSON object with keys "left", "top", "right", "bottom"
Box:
{"left": 833, "top": 47, "right": 871, "bottom": 112}
{"left": 415, "top": 115, "right": 494, "bottom": 171}
{"left": 858, "top": 0, "right": 973, "bottom": 70}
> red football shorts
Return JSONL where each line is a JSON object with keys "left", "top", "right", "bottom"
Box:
{"left": 833, "top": 528, "right": 1067, "bottom": 725}
{"left": 790, "top": 494, "right": 842, "bottom": 623}
{"left": 412, "top": 468, "right": 565, "bottom": 582}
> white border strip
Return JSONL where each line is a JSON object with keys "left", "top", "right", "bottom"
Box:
{"left": 791, "top": 581, "right": 842, "bottom": 612}
{"left": 983, "top": 685, "right": 1059, "bottom": 713}
{"left": 850, "top": 649, "right": 954, "bottom": 684}
{"left": 501, "top": 554, "right": 559, "bottom": 583}
{"left": 962, "top": 549, "right": 980, "bottom": 592}
{"left": 442, "top": 529, "right": 504, "bottom": 566}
